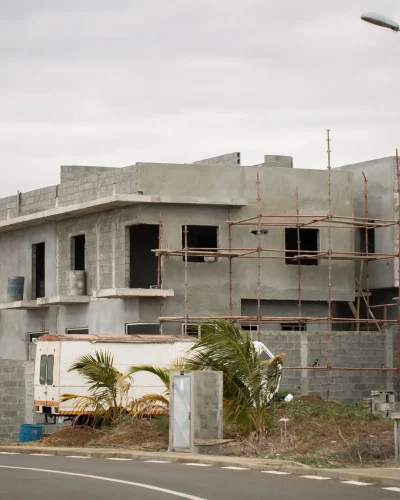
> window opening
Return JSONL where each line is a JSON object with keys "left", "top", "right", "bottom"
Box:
{"left": 182, "top": 323, "right": 213, "bottom": 336}
{"left": 240, "top": 324, "right": 259, "bottom": 333}
{"left": 182, "top": 226, "right": 218, "bottom": 262}
{"left": 285, "top": 228, "right": 318, "bottom": 266}
{"left": 71, "top": 234, "right": 86, "bottom": 270}
{"left": 40, "top": 355, "right": 47, "bottom": 385}
{"left": 125, "top": 323, "right": 160, "bottom": 335}
{"left": 129, "top": 225, "right": 159, "bottom": 288}
{"left": 32, "top": 242, "right": 45, "bottom": 298}
{"left": 47, "top": 355, "right": 54, "bottom": 385}
{"left": 65, "top": 328, "right": 89, "bottom": 335}
{"left": 281, "top": 323, "right": 306, "bottom": 331}
{"left": 359, "top": 222, "right": 375, "bottom": 254}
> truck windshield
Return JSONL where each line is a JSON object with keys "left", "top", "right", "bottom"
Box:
{"left": 40, "top": 354, "right": 54, "bottom": 386}
{"left": 47, "top": 355, "right": 54, "bottom": 385}
{"left": 40, "top": 355, "right": 47, "bottom": 385}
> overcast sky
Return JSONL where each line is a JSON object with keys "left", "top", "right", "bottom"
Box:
{"left": 1, "top": 1, "right": 399, "bottom": 196}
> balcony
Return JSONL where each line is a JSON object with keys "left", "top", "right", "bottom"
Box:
{"left": 97, "top": 288, "right": 174, "bottom": 299}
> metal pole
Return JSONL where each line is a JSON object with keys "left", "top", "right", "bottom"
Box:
{"left": 184, "top": 225, "right": 188, "bottom": 336}
{"left": 395, "top": 150, "right": 400, "bottom": 384}
{"left": 228, "top": 220, "right": 233, "bottom": 317}
{"left": 256, "top": 173, "right": 262, "bottom": 341}
{"left": 326, "top": 129, "right": 333, "bottom": 400}
{"left": 296, "top": 185, "right": 302, "bottom": 329}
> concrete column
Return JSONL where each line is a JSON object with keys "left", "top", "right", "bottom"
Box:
{"left": 111, "top": 219, "right": 116, "bottom": 289}
{"left": 392, "top": 413, "right": 400, "bottom": 467}
{"left": 96, "top": 222, "right": 100, "bottom": 290}
{"left": 385, "top": 326, "right": 394, "bottom": 391}
{"left": 300, "top": 332, "right": 308, "bottom": 395}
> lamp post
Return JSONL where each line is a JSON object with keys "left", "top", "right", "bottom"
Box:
{"left": 361, "top": 12, "right": 399, "bottom": 32}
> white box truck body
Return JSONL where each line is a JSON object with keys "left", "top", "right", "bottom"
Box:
{"left": 34, "top": 334, "right": 195, "bottom": 419}
{"left": 33, "top": 334, "right": 279, "bottom": 421}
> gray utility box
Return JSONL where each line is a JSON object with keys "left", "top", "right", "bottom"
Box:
{"left": 169, "top": 371, "right": 223, "bottom": 452}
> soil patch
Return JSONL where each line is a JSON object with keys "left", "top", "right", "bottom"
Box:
{"left": 41, "top": 427, "right": 102, "bottom": 447}
{"left": 39, "top": 417, "right": 169, "bottom": 451}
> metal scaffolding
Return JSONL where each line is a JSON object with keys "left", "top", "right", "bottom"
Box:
{"left": 154, "top": 140, "right": 400, "bottom": 398}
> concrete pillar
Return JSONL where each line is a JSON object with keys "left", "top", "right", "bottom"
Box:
{"left": 392, "top": 413, "right": 400, "bottom": 467}
{"left": 300, "top": 332, "right": 309, "bottom": 395}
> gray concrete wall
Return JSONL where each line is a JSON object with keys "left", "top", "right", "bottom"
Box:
{"left": 193, "top": 152, "right": 241, "bottom": 166}
{"left": 339, "top": 157, "right": 397, "bottom": 289}
{"left": 0, "top": 161, "right": 354, "bottom": 353}
{"left": 255, "top": 328, "right": 394, "bottom": 403}
{"left": 193, "top": 371, "right": 223, "bottom": 442}
{"left": 0, "top": 360, "right": 34, "bottom": 442}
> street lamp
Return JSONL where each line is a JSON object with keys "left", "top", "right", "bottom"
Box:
{"left": 361, "top": 12, "right": 399, "bottom": 32}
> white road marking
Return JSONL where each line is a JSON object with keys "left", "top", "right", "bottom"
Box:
{"left": 106, "top": 458, "right": 132, "bottom": 461}
{"left": 300, "top": 475, "right": 331, "bottom": 480}
{"left": 383, "top": 487, "right": 400, "bottom": 492}
{"left": 65, "top": 456, "right": 90, "bottom": 459}
{"left": 261, "top": 471, "right": 291, "bottom": 475}
{"left": 221, "top": 466, "right": 250, "bottom": 470}
{"left": 0, "top": 452, "right": 19, "bottom": 455}
{"left": 0, "top": 465, "right": 208, "bottom": 500}
{"left": 341, "top": 480, "right": 373, "bottom": 486}
{"left": 144, "top": 460, "right": 171, "bottom": 463}
{"left": 184, "top": 463, "right": 211, "bottom": 467}
{"left": 30, "top": 454, "right": 53, "bottom": 457}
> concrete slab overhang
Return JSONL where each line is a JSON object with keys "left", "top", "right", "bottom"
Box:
{"left": 36, "top": 295, "right": 90, "bottom": 306}
{"left": 97, "top": 288, "right": 174, "bottom": 299}
{"left": 0, "top": 194, "right": 247, "bottom": 234}
{"left": 0, "top": 300, "right": 48, "bottom": 310}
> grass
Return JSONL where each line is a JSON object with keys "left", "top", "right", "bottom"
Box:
{"left": 220, "top": 396, "right": 394, "bottom": 467}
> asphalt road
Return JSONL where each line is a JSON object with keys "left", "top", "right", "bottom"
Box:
{"left": 1, "top": 452, "right": 400, "bottom": 500}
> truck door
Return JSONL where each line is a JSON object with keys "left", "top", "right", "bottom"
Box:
{"left": 45, "top": 342, "right": 60, "bottom": 407}
{"left": 35, "top": 342, "right": 59, "bottom": 410}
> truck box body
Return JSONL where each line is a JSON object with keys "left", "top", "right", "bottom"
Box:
{"left": 34, "top": 334, "right": 195, "bottom": 417}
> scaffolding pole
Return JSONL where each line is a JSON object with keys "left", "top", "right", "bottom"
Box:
{"left": 326, "top": 129, "right": 333, "bottom": 400}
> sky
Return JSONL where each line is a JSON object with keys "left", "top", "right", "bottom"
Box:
{"left": 0, "top": 0, "right": 399, "bottom": 196}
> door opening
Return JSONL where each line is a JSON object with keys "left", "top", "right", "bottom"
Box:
{"left": 32, "top": 242, "right": 45, "bottom": 298}
{"left": 129, "top": 225, "right": 159, "bottom": 288}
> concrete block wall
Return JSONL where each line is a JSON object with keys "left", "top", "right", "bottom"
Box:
{"left": 0, "top": 360, "right": 34, "bottom": 442}
{"left": 58, "top": 165, "right": 139, "bottom": 207}
{"left": 60, "top": 165, "right": 116, "bottom": 183}
{"left": 0, "top": 195, "right": 18, "bottom": 221}
{"left": 20, "top": 186, "right": 58, "bottom": 216}
{"left": 256, "top": 328, "right": 393, "bottom": 402}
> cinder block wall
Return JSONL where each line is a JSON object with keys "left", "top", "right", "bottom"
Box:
{"left": 256, "top": 327, "right": 395, "bottom": 403}
{"left": 0, "top": 360, "right": 34, "bottom": 442}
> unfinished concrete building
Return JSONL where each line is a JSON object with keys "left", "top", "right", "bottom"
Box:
{"left": 0, "top": 149, "right": 399, "bottom": 441}
{"left": 0, "top": 153, "right": 356, "bottom": 358}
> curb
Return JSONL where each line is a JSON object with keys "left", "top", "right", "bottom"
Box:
{"left": 1, "top": 445, "right": 399, "bottom": 488}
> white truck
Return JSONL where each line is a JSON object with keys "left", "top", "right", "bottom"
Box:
{"left": 33, "top": 334, "right": 278, "bottom": 422}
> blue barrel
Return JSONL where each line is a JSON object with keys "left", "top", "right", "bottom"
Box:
{"left": 19, "top": 424, "right": 43, "bottom": 443}
{"left": 6, "top": 276, "right": 24, "bottom": 303}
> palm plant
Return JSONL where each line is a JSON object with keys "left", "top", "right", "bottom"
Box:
{"left": 181, "top": 320, "right": 284, "bottom": 436}
{"left": 61, "top": 350, "right": 133, "bottom": 425}
{"left": 127, "top": 365, "right": 170, "bottom": 415}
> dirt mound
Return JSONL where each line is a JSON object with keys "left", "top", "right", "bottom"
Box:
{"left": 39, "top": 417, "right": 169, "bottom": 451}
{"left": 42, "top": 427, "right": 103, "bottom": 447}
{"left": 298, "top": 395, "right": 327, "bottom": 406}
{"left": 96, "top": 419, "right": 168, "bottom": 450}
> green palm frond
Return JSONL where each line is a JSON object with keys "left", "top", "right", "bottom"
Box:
{"left": 63, "top": 350, "right": 134, "bottom": 425}
{"left": 127, "top": 365, "right": 171, "bottom": 396}
{"left": 181, "top": 320, "right": 285, "bottom": 435}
